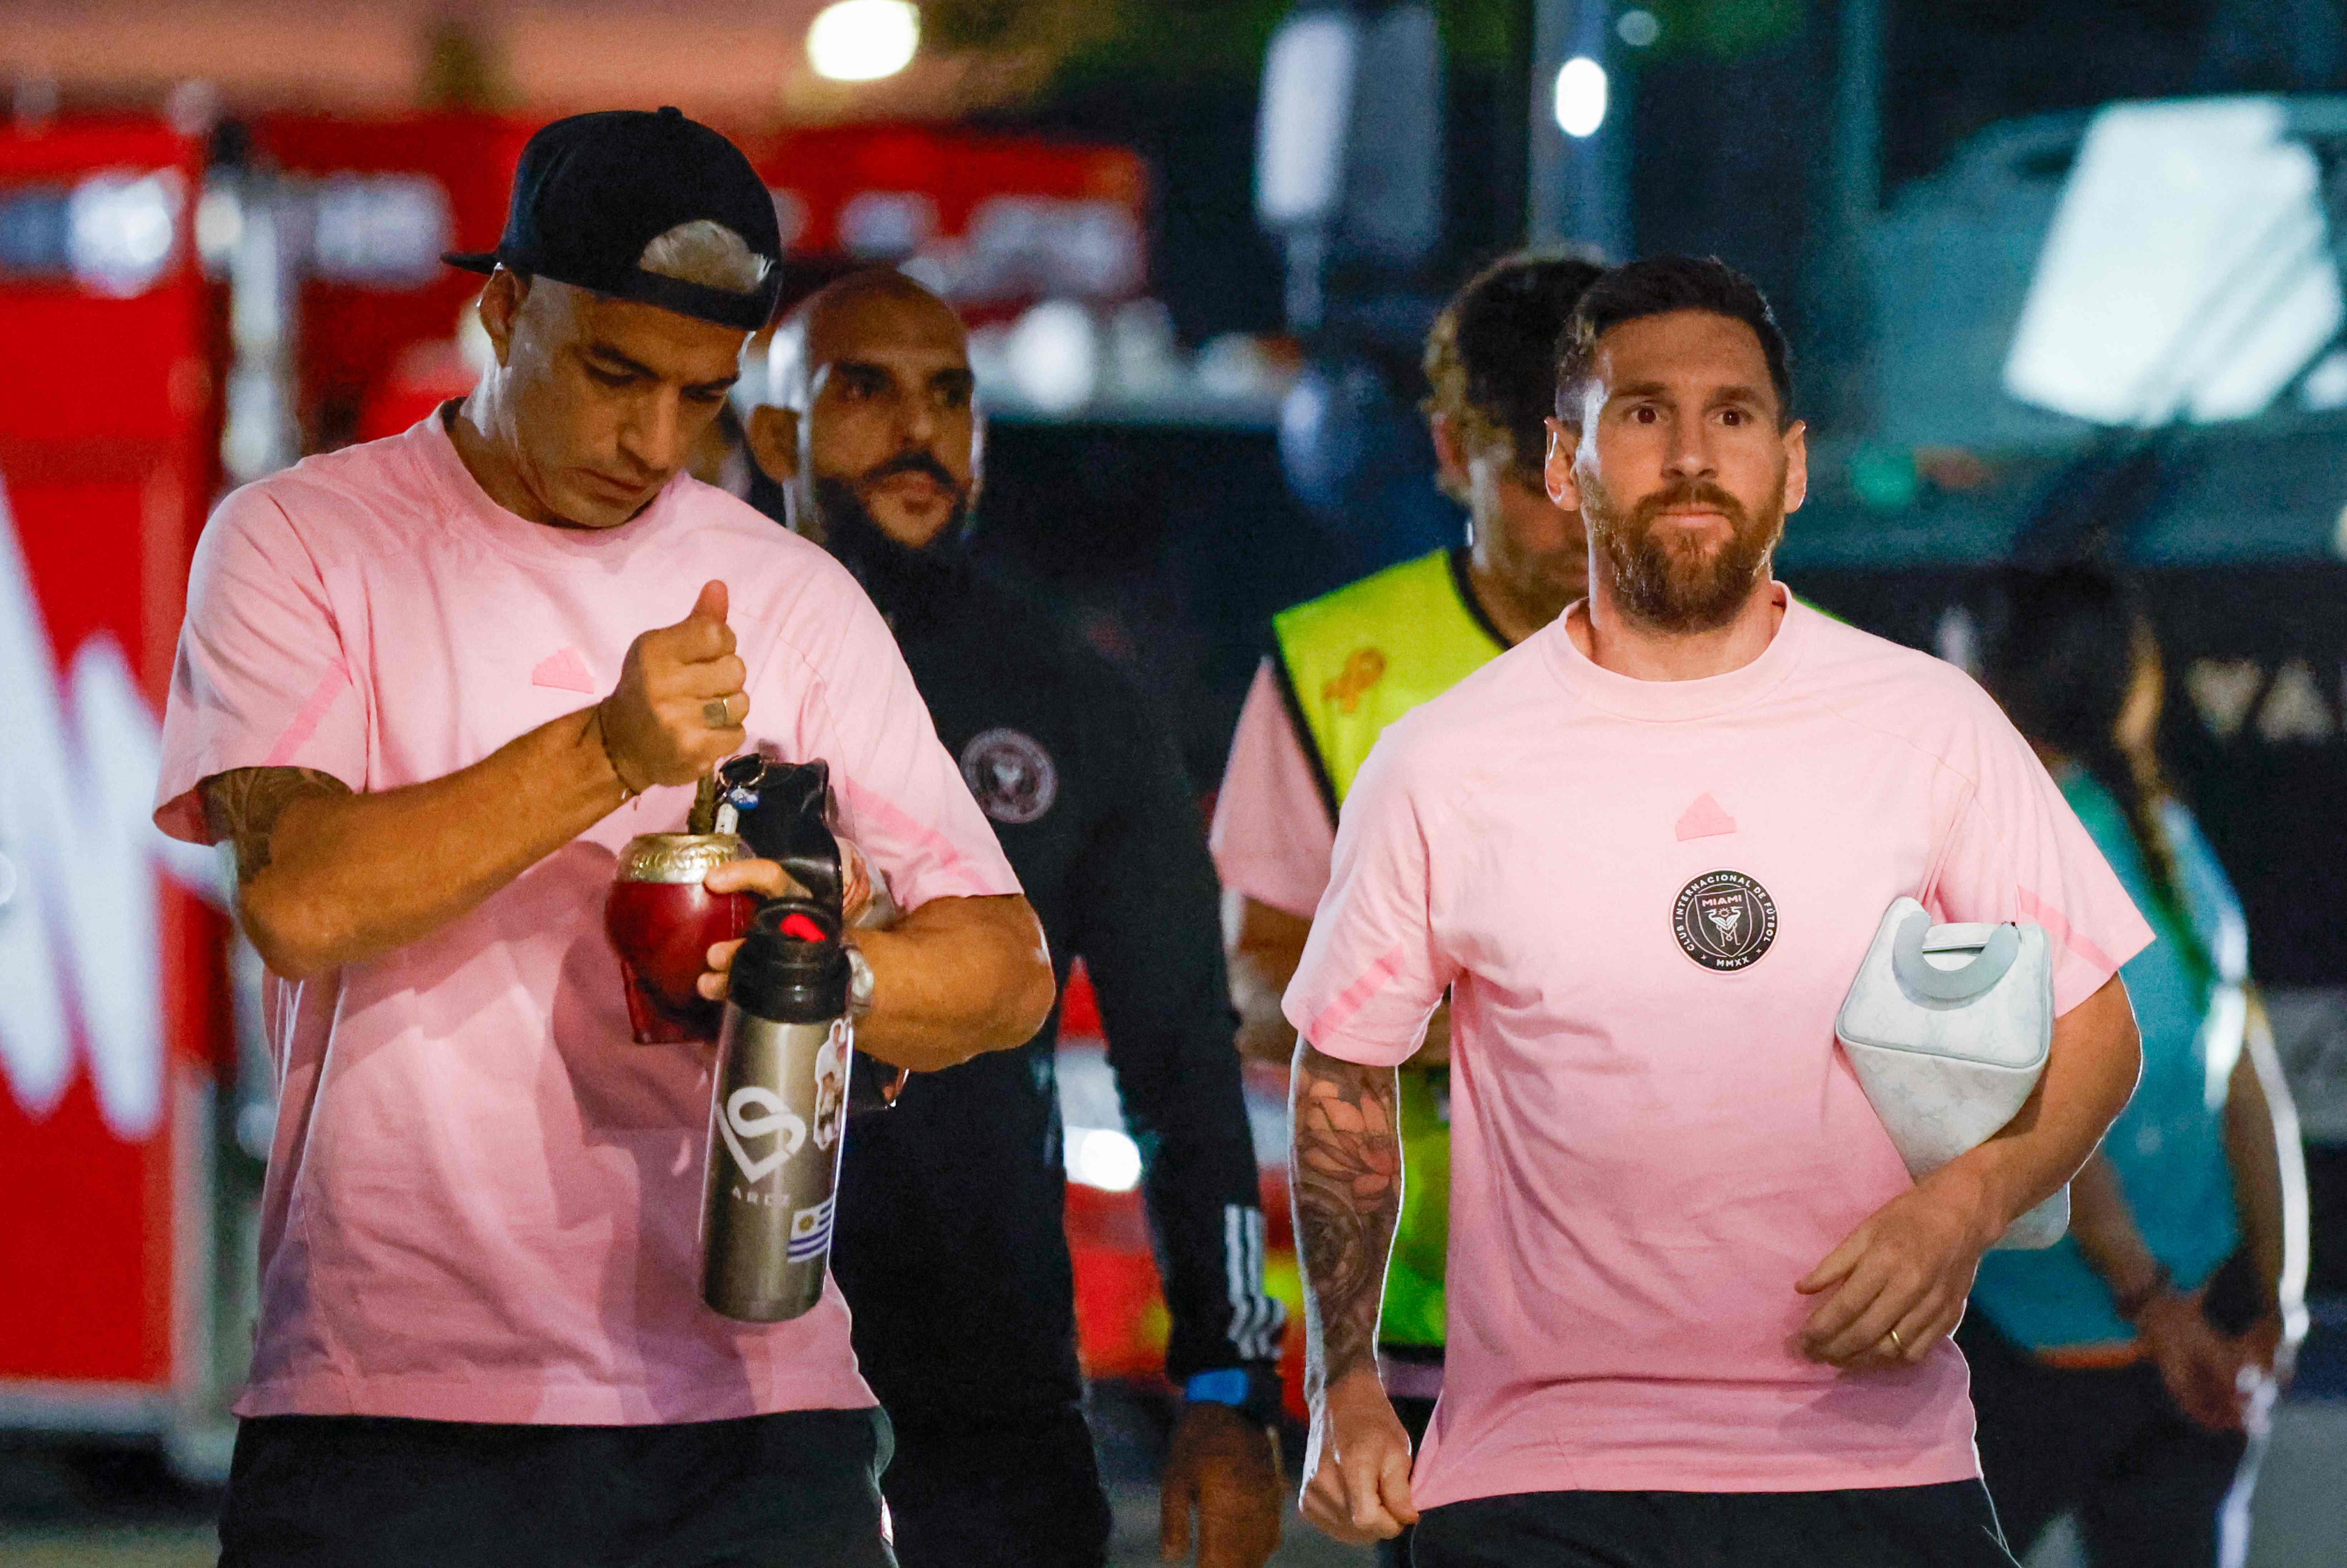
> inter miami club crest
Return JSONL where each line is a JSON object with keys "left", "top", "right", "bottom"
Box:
{"left": 1672, "top": 869, "right": 1778, "bottom": 972}
{"left": 960, "top": 728, "right": 1058, "bottom": 825}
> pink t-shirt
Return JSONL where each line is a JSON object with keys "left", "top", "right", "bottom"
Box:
{"left": 1209, "top": 659, "right": 1337, "bottom": 919}
{"left": 155, "top": 413, "right": 1020, "bottom": 1425}
{"left": 1283, "top": 589, "right": 2151, "bottom": 1503}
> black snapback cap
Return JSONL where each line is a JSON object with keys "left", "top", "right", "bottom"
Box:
{"left": 445, "top": 107, "right": 782, "bottom": 332}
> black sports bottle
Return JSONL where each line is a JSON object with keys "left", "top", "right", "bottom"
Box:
{"left": 720, "top": 755, "right": 904, "bottom": 1113}
{"left": 700, "top": 898, "right": 856, "bottom": 1322}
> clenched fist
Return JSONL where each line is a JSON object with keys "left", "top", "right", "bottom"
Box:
{"left": 598, "top": 580, "right": 748, "bottom": 792}
{"left": 1301, "top": 1368, "right": 1417, "bottom": 1544}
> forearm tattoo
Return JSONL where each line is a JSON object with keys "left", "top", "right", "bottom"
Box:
{"left": 199, "top": 767, "right": 350, "bottom": 885}
{"left": 1291, "top": 1041, "right": 1403, "bottom": 1400}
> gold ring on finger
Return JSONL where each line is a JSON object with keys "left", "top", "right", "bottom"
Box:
{"left": 1887, "top": 1327, "right": 1904, "bottom": 1353}
{"left": 703, "top": 697, "right": 732, "bottom": 728}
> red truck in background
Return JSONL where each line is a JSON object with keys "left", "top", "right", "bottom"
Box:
{"left": 0, "top": 114, "right": 239, "bottom": 1475}
{"left": 249, "top": 112, "right": 1150, "bottom": 448}
{"left": 0, "top": 109, "right": 1299, "bottom": 1477}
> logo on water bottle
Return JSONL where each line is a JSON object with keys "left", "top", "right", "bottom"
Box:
{"left": 812, "top": 1022, "right": 850, "bottom": 1150}
{"left": 719, "top": 1086, "right": 807, "bottom": 1185}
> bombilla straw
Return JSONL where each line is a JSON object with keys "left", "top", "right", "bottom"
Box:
{"left": 689, "top": 770, "right": 721, "bottom": 836}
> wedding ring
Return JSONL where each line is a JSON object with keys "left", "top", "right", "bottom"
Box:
{"left": 703, "top": 697, "right": 734, "bottom": 728}
{"left": 1887, "top": 1327, "right": 1904, "bottom": 1353}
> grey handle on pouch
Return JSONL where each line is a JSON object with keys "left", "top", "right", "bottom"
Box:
{"left": 701, "top": 898, "right": 857, "bottom": 1322}
{"left": 1890, "top": 912, "right": 2021, "bottom": 1004}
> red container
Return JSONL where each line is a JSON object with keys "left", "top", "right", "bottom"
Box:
{"left": 606, "top": 834, "right": 756, "bottom": 1044}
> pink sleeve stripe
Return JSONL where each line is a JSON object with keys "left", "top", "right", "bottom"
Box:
{"left": 1302, "top": 940, "right": 1411, "bottom": 1046}
{"left": 2014, "top": 886, "right": 2116, "bottom": 974}
{"left": 260, "top": 657, "right": 353, "bottom": 769}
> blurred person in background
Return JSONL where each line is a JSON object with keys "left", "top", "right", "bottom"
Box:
{"left": 156, "top": 111, "right": 1053, "bottom": 1568}
{"left": 1209, "top": 250, "right": 1601, "bottom": 1567}
{"left": 745, "top": 270, "right": 1287, "bottom": 1568}
{"left": 1963, "top": 564, "right": 2309, "bottom": 1568}
{"left": 687, "top": 400, "right": 755, "bottom": 500}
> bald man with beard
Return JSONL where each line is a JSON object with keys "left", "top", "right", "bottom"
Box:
{"left": 741, "top": 272, "right": 1288, "bottom": 1568}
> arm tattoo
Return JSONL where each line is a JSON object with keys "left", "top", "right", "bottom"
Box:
{"left": 1291, "top": 1040, "right": 1402, "bottom": 1401}
{"left": 198, "top": 767, "right": 350, "bottom": 886}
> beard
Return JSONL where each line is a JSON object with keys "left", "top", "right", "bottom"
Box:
{"left": 1581, "top": 470, "right": 1785, "bottom": 633}
{"left": 808, "top": 453, "right": 976, "bottom": 627}
{"left": 809, "top": 448, "right": 974, "bottom": 550}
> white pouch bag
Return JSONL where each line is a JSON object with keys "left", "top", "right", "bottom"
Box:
{"left": 1834, "top": 897, "right": 2067, "bottom": 1250}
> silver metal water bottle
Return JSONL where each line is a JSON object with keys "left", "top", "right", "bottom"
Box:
{"left": 700, "top": 899, "right": 857, "bottom": 1322}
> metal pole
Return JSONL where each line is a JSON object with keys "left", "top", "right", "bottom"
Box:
{"left": 1530, "top": 2, "right": 1626, "bottom": 258}
{"left": 1575, "top": 3, "right": 1627, "bottom": 261}
{"left": 1528, "top": 0, "right": 1572, "bottom": 246}
{"left": 1810, "top": 0, "right": 1883, "bottom": 429}
{"left": 1831, "top": 0, "right": 1883, "bottom": 239}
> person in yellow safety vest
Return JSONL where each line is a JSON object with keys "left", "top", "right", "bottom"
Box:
{"left": 1210, "top": 251, "right": 1603, "bottom": 1568}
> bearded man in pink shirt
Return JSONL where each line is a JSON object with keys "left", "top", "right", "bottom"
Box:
{"left": 155, "top": 109, "right": 1053, "bottom": 1568}
{"left": 1283, "top": 255, "right": 2152, "bottom": 1566}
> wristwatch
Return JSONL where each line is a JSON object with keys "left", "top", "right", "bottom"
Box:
{"left": 1184, "top": 1367, "right": 1286, "bottom": 1427}
{"left": 844, "top": 942, "right": 876, "bottom": 1020}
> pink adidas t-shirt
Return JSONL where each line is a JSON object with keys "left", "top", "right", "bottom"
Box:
{"left": 1283, "top": 589, "right": 2151, "bottom": 1504}
{"left": 1209, "top": 660, "right": 1337, "bottom": 920}
{"left": 155, "top": 413, "right": 1020, "bottom": 1425}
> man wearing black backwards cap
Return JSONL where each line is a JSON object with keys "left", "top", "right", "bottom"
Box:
{"left": 154, "top": 109, "right": 1054, "bottom": 1567}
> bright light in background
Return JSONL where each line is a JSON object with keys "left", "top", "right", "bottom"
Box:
{"left": 1067, "top": 1127, "right": 1142, "bottom": 1193}
{"left": 1256, "top": 12, "right": 1360, "bottom": 227}
{"left": 1004, "top": 299, "right": 1100, "bottom": 414}
{"left": 2004, "top": 98, "right": 2344, "bottom": 426}
{"left": 1616, "top": 9, "right": 1662, "bottom": 48}
{"left": 807, "top": 0, "right": 920, "bottom": 83}
{"left": 2303, "top": 348, "right": 2347, "bottom": 411}
{"left": 67, "top": 171, "right": 183, "bottom": 297}
{"left": 195, "top": 184, "right": 243, "bottom": 268}
{"left": 1554, "top": 56, "right": 1608, "bottom": 139}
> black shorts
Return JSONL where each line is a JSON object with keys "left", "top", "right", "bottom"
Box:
{"left": 1409, "top": 1479, "right": 2017, "bottom": 1568}
{"left": 875, "top": 1402, "right": 1112, "bottom": 1568}
{"left": 216, "top": 1407, "right": 896, "bottom": 1568}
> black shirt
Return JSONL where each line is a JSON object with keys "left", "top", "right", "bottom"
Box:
{"left": 816, "top": 520, "right": 1282, "bottom": 1427}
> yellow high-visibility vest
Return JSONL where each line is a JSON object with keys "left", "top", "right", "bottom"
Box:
{"left": 1272, "top": 547, "right": 1505, "bottom": 1349}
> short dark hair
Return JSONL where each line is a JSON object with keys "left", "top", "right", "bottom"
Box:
{"left": 1981, "top": 563, "right": 2197, "bottom": 950}
{"left": 1423, "top": 250, "right": 1606, "bottom": 490}
{"left": 1552, "top": 255, "right": 1793, "bottom": 427}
